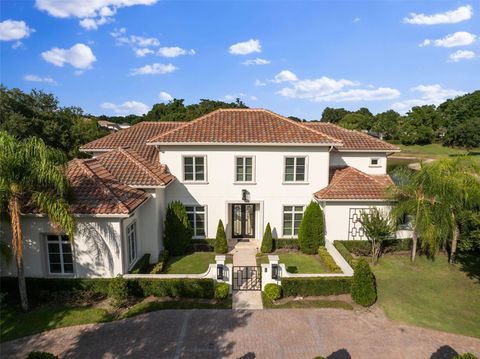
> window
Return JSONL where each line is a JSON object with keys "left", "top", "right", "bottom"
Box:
{"left": 186, "top": 206, "right": 206, "bottom": 238}
{"left": 235, "top": 156, "right": 254, "bottom": 182}
{"left": 284, "top": 157, "right": 306, "bottom": 182}
{"left": 370, "top": 158, "right": 380, "bottom": 166}
{"left": 46, "top": 234, "right": 73, "bottom": 274}
{"left": 283, "top": 206, "right": 304, "bottom": 237}
{"left": 127, "top": 222, "right": 137, "bottom": 265}
{"left": 184, "top": 156, "right": 206, "bottom": 182}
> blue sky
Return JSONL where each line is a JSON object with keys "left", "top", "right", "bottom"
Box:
{"left": 1, "top": 1, "right": 479, "bottom": 119}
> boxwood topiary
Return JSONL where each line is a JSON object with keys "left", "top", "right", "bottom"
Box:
{"left": 261, "top": 223, "right": 273, "bottom": 253}
{"left": 164, "top": 201, "right": 193, "bottom": 256}
{"left": 214, "top": 219, "right": 228, "bottom": 254}
{"left": 351, "top": 259, "right": 377, "bottom": 307}
{"left": 298, "top": 201, "right": 325, "bottom": 254}
{"left": 214, "top": 282, "right": 230, "bottom": 300}
{"left": 264, "top": 283, "right": 282, "bottom": 301}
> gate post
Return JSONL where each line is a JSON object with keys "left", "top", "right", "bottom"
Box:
{"left": 261, "top": 255, "right": 282, "bottom": 290}
{"left": 215, "top": 255, "right": 233, "bottom": 292}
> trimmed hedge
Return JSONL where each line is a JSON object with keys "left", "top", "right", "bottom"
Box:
{"left": 281, "top": 277, "right": 351, "bottom": 297}
{"left": 274, "top": 238, "right": 299, "bottom": 250}
{"left": 336, "top": 240, "right": 371, "bottom": 256}
{"left": 214, "top": 220, "right": 228, "bottom": 254}
{"left": 150, "top": 250, "right": 169, "bottom": 274}
{"left": 214, "top": 282, "right": 230, "bottom": 300}
{"left": 351, "top": 259, "right": 377, "bottom": 307}
{"left": 333, "top": 241, "right": 356, "bottom": 267}
{"left": 191, "top": 238, "right": 215, "bottom": 252}
{"left": 261, "top": 223, "right": 273, "bottom": 253}
{"left": 130, "top": 253, "right": 151, "bottom": 274}
{"left": 264, "top": 283, "right": 282, "bottom": 300}
{"left": 298, "top": 201, "right": 325, "bottom": 254}
{"left": 135, "top": 278, "right": 214, "bottom": 299}
{"left": 334, "top": 238, "right": 412, "bottom": 257}
{"left": 318, "top": 246, "right": 341, "bottom": 273}
{"left": 109, "top": 275, "right": 129, "bottom": 307}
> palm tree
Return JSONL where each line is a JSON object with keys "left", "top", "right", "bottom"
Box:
{"left": 0, "top": 132, "right": 76, "bottom": 311}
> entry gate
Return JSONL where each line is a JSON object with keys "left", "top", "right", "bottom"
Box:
{"left": 232, "top": 266, "right": 261, "bottom": 291}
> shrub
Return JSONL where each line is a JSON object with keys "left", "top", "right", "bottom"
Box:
{"left": 150, "top": 250, "right": 169, "bottom": 274}
{"left": 281, "top": 277, "right": 351, "bottom": 297}
{"left": 298, "top": 201, "right": 325, "bottom": 254}
{"left": 351, "top": 259, "right": 377, "bottom": 307}
{"left": 336, "top": 240, "right": 371, "bottom": 256}
{"left": 214, "top": 219, "right": 228, "bottom": 254}
{"left": 454, "top": 354, "right": 478, "bottom": 359}
{"left": 130, "top": 253, "right": 151, "bottom": 274}
{"left": 27, "top": 352, "right": 58, "bottom": 359}
{"left": 214, "top": 282, "right": 230, "bottom": 300}
{"left": 261, "top": 223, "right": 273, "bottom": 253}
{"left": 274, "top": 238, "right": 299, "bottom": 250}
{"left": 264, "top": 283, "right": 282, "bottom": 301}
{"left": 164, "top": 201, "right": 193, "bottom": 256}
{"left": 136, "top": 278, "right": 215, "bottom": 299}
{"left": 359, "top": 208, "right": 395, "bottom": 265}
{"left": 191, "top": 238, "right": 215, "bottom": 252}
{"left": 109, "top": 275, "right": 129, "bottom": 307}
{"left": 318, "top": 246, "right": 341, "bottom": 273}
{"left": 333, "top": 241, "right": 357, "bottom": 267}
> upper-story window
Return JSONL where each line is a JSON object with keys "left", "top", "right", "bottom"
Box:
{"left": 370, "top": 158, "right": 380, "bottom": 167}
{"left": 184, "top": 156, "right": 206, "bottom": 182}
{"left": 46, "top": 234, "right": 73, "bottom": 275}
{"left": 284, "top": 157, "right": 307, "bottom": 182}
{"left": 235, "top": 156, "right": 254, "bottom": 182}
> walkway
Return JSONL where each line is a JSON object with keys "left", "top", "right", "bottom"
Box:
{"left": 231, "top": 240, "right": 263, "bottom": 310}
{"left": 2, "top": 308, "right": 479, "bottom": 358}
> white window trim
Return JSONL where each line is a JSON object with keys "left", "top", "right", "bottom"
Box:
{"left": 282, "top": 156, "right": 309, "bottom": 184}
{"left": 45, "top": 234, "right": 74, "bottom": 276}
{"left": 126, "top": 221, "right": 138, "bottom": 268}
{"left": 182, "top": 155, "right": 208, "bottom": 183}
{"left": 281, "top": 205, "right": 305, "bottom": 238}
{"left": 186, "top": 204, "right": 208, "bottom": 239}
{"left": 233, "top": 155, "right": 256, "bottom": 184}
{"left": 369, "top": 157, "right": 381, "bottom": 168}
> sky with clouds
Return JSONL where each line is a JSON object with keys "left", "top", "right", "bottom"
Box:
{"left": 0, "top": 1, "right": 478, "bottom": 119}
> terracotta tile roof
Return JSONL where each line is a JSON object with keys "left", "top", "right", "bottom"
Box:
{"left": 64, "top": 159, "right": 149, "bottom": 215}
{"left": 315, "top": 166, "right": 394, "bottom": 200}
{"left": 95, "top": 147, "right": 174, "bottom": 187}
{"left": 305, "top": 122, "right": 399, "bottom": 152}
{"left": 147, "top": 109, "right": 342, "bottom": 145}
{"left": 81, "top": 121, "right": 184, "bottom": 162}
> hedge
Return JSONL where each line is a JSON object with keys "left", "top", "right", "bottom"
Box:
{"left": 318, "top": 246, "right": 341, "bottom": 273}
{"left": 274, "top": 238, "right": 299, "bottom": 250}
{"left": 351, "top": 259, "right": 377, "bottom": 307}
{"left": 298, "top": 201, "right": 325, "bottom": 254}
{"left": 190, "top": 238, "right": 215, "bottom": 252}
{"left": 281, "top": 277, "right": 351, "bottom": 297}
{"left": 261, "top": 223, "right": 273, "bottom": 253}
{"left": 333, "top": 241, "right": 356, "bottom": 267}
{"left": 130, "top": 253, "right": 151, "bottom": 274}
{"left": 135, "top": 278, "right": 214, "bottom": 299}
{"left": 334, "top": 238, "right": 412, "bottom": 256}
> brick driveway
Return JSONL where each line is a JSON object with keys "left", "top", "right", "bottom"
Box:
{"left": 2, "top": 308, "right": 479, "bottom": 359}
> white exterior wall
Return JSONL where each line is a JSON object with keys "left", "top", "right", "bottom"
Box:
{"left": 0, "top": 216, "right": 125, "bottom": 278}
{"left": 159, "top": 145, "right": 331, "bottom": 240}
{"left": 331, "top": 151, "right": 387, "bottom": 175}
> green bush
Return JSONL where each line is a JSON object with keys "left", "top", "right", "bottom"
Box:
{"left": 318, "top": 246, "right": 341, "bottom": 273}
{"left": 298, "top": 201, "right": 325, "bottom": 254}
{"left": 164, "top": 201, "right": 193, "bottom": 256}
{"left": 264, "top": 283, "right": 282, "bottom": 301}
{"left": 214, "top": 219, "right": 228, "bottom": 254}
{"left": 27, "top": 352, "right": 58, "bottom": 359}
{"left": 109, "top": 275, "right": 129, "bottom": 307}
{"left": 130, "top": 253, "right": 151, "bottom": 274}
{"left": 261, "top": 223, "right": 273, "bottom": 253}
{"left": 351, "top": 259, "right": 377, "bottom": 307}
{"left": 333, "top": 241, "right": 356, "bottom": 267}
{"left": 191, "top": 238, "right": 215, "bottom": 252}
{"left": 150, "top": 250, "right": 169, "bottom": 274}
{"left": 281, "top": 277, "right": 351, "bottom": 297}
{"left": 336, "top": 240, "right": 371, "bottom": 256}
{"left": 454, "top": 354, "right": 478, "bottom": 359}
{"left": 136, "top": 278, "right": 215, "bottom": 299}
{"left": 274, "top": 238, "right": 299, "bottom": 250}
{"left": 214, "top": 282, "right": 230, "bottom": 300}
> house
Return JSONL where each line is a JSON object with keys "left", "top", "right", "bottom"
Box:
{"left": 0, "top": 109, "right": 400, "bottom": 278}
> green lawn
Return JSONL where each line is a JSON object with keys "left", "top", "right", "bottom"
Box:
{"left": 395, "top": 143, "right": 479, "bottom": 159}
{"left": 262, "top": 293, "right": 353, "bottom": 310}
{"left": 373, "top": 254, "right": 480, "bottom": 338}
{"left": 163, "top": 252, "right": 216, "bottom": 274}
{"left": 256, "top": 252, "right": 330, "bottom": 273}
{"left": 0, "top": 305, "right": 112, "bottom": 342}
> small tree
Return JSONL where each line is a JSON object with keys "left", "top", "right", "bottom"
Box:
{"left": 164, "top": 201, "right": 193, "bottom": 256}
{"left": 214, "top": 219, "right": 228, "bottom": 254}
{"left": 351, "top": 259, "right": 377, "bottom": 307}
{"left": 298, "top": 201, "right": 325, "bottom": 254}
{"left": 359, "top": 208, "right": 395, "bottom": 265}
{"left": 261, "top": 223, "right": 273, "bottom": 253}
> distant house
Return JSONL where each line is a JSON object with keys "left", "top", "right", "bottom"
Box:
{"left": 0, "top": 109, "right": 402, "bottom": 278}
{"left": 97, "top": 120, "right": 130, "bottom": 132}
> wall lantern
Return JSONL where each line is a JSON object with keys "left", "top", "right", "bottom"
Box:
{"left": 217, "top": 264, "right": 224, "bottom": 280}
{"left": 272, "top": 264, "right": 279, "bottom": 280}
{"left": 242, "top": 189, "right": 250, "bottom": 202}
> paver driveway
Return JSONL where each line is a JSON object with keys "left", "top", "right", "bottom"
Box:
{"left": 2, "top": 308, "right": 479, "bottom": 359}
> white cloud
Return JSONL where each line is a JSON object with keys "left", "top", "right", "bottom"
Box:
{"left": 159, "top": 91, "right": 173, "bottom": 102}
{"left": 0, "top": 20, "right": 34, "bottom": 43}
{"left": 273, "top": 70, "right": 298, "bottom": 83}
{"left": 24, "top": 74, "right": 56, "bottom": 83}
{"left": 101, "top": 100, "right": 149, "bottom": 115}
{"left": 111, "top": 28, "right": 163, "bottom": 57}
{"left": 250, "top": 96, "right": 258, "bottom": 101}
{"left": 229, "top": 39, "right": 261, "bottom": 55}
{"left": 420, "top": 31, "right": 477, "bottom": 48}
{"left": 353, "top": 17, "right": 360, "bottom": 22}
{"left": 254, "top": 79, "right": 266, "bottom": 87}
{"left": 135, "top": 48, "right": 154, "bottom": 57}
{"left": 130, "top": 63, "right": 177, "bottom": 75}
{"left": 310, "top": 87, "right": 400, "bottom": 102}
{"left": 391, "top": 84, "right": 465, "bottom": 112}
{"left": 449, "top": 50, "right": 476, "bottom": 62}
{"left": 242, "top": 58, "right": 271, "bottom": 66}
{"left": 35, "top": 0, "right": 157, "bottom": 30}
{"left": 157, "top": 46, "right": 195, "bottom": 57}
{"left": 41, "top": 43, "right": 96, "bottom": 70}
{"left": 404, "top": 5, "right": 472, "bottom": 25}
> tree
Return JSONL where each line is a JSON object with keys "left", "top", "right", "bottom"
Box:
{"left": 164, "top": 201, "right": 193, "bottom": 256}
{"left": 372, "top": 110, "right": 401, "bottom": 140}
{"left": 442, "top": 118, "right": 480, "bottom": 149}
{"left": 321, "top": 107, "right": 350, "bottom": 123}
{"left": 214, "top": 219, "right": 228, "bottom": 254}
{"left": 457, "top": 210, "right": 480, "bottom": 253}
{"left": 261, "top": 223, "right": 273, "bottom": 253}
{"left": 298, "top": 201, "right": 325, "bottom": 254}
{"left": 359, "top": 208, "right": 396, "bottom": 265}
{"left": 339, "top": 113, "right": 370, "bottom": 131}
{"left": 0, "top": 132, "right": 76, "bottom": 311}
{"left": 351, "top": 259, "right": 377, "bottom": 307}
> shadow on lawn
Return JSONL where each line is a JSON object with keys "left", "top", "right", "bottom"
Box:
{"left": 456, "top": 253, "right": 480, "bottom": 282}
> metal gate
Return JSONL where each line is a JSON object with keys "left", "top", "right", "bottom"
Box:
{"left": 232, "top": 266, "right": 261, "bottom": 291}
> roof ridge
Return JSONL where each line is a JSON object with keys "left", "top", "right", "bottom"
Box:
{"left": 139, "top": 121, "right": 185, "bottom": 125}
{"left": 117, "top": 147, "right": 165, "bottom": 182}
{"left": 329, "top": 123, "right": 400, "bottom": 150}
{"left": 78, "top": 158, "right": 130, "bottom": 213}
{"left": 346, "top": 166, "right": 392, "bottom": 186}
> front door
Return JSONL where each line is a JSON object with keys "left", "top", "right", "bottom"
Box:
{"left": 232, "top": 204, "right": 255, "bottom": 239}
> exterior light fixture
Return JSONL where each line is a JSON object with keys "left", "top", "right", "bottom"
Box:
{"left": 217, "top": 264, "right": 224, "bottom": 280}
{"left": 242, "top": 189, "right": 249, "bottom": 201}
{"left": 272, "top": 264, "right": 279, "bottom": 280}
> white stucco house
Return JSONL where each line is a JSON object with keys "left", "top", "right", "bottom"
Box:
{"left": 0, "top": 109, "right": 401, "bottom": 278}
